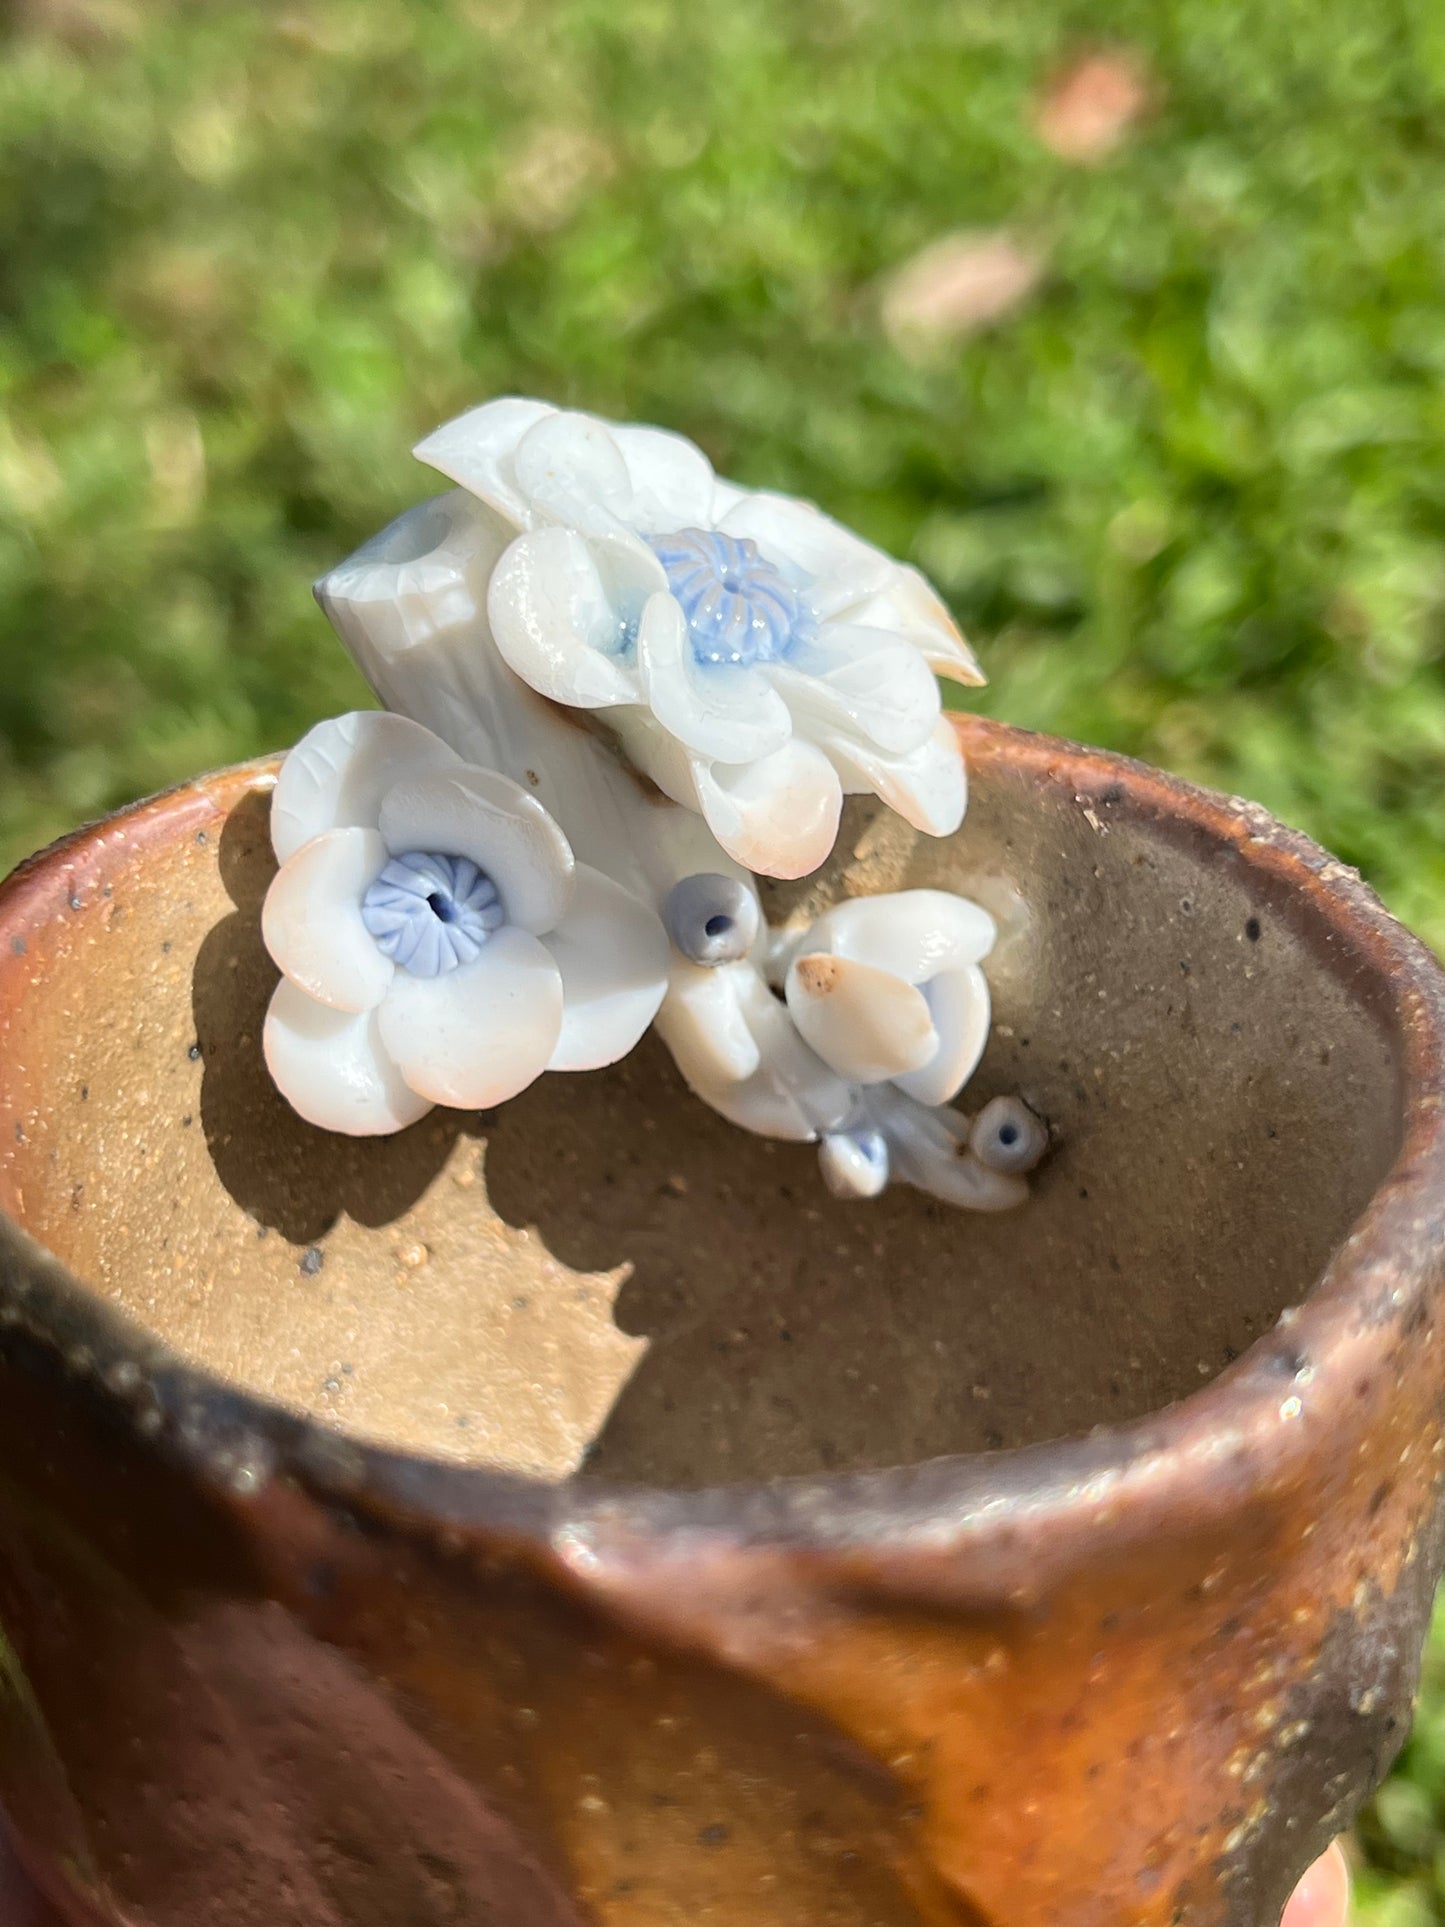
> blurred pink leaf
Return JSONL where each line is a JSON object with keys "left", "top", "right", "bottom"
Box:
{"left": 1034, "top": 50, "right": 1153, "bottom": 164}
{"left": 881, "top": 231, "right": 1045, "bottom": 358}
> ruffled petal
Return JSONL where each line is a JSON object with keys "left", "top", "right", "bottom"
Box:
{"left": 412, "top": 397, "right": 557, "bottom": 527}
{"left": 785, "top": 952, "right": 938, "bottom": 1085}
{"left": 271, "top": 712, "right": 462, "bottom": 865}
{"left": 264, "top": 979, "right": 432, "bottom": 1136}
{"left": 487, "top": 527, "right": 640, "bottom": 709}
{"left": 636, "top": 591, "right": 792, "bottom": 763}
{"left": 377, "top": 767, "right": 574, "bottom": 935}
{"left": 850, "top": 563, "right": 986, "bottom": 686}
{"left": 803, "top": 890, "right": 996, "bottom": 981}
{"left": 825, "top": 718, "right": 967, "bottom": 838}
{"left": 611, "top": 423, "right": 718, "bottom": 532}
{"left": 376, "top": 926, "right": 563, "bottom": 1109}
{"left": 693, "top": 737, "right": 843, "bottom": 879}
{"left": 512, "top": 410, "right": 635, "bottom": 533}
{"left": 542, "top": 866, "right": 670, "bottom": 1071}
{"left": 262, "top": 827, "right": 394, "bottom": 1014}
{"left": 769, "top": 622, "right": 941, "bottom": 757}
{"left": 893, "top": 964, "right": 991, "bottom": 1106}
{"left": 717, "top": 492, "right": 895, "bottom": 618}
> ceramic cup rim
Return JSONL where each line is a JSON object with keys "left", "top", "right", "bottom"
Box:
{"left": 1, "top": 714, "right": 1442, "bottom": 1584}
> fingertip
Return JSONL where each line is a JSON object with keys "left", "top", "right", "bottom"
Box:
{"left": 1280, "top": 1841, "right": 1350, "bottom": 1927}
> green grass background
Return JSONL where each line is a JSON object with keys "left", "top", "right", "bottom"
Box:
{"left": 4, "top": 0, "right": 1445, "bottom": 1911}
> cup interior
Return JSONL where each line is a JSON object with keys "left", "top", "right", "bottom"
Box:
{"left": 0, "top": 731, "right": 1403, "bottom": 1486}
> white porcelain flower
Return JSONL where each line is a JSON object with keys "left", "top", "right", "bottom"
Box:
{"left": 410, "top": 399, "right": 984, "bottom": 881}
{"left": 655, "top": 888, "right": 993, "bottom": 1129}
{"left": 776, "top": 889, "right": 996, "bottom": 1107}
{"left": 262, "top": 711, "right": 669, "bottom": 1135}
{"left": 654, "top": 887, "right": 1030, "bottom": 1210}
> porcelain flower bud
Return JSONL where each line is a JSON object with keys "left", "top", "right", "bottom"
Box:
{"left": 261, "top": 712, "right": 669, "bottom": 1135}
{"left": 777, "top": 890, "right": 997, "bottom": 1108}
{"left": 412, "top": 399, "right": 984, "bottom": 881}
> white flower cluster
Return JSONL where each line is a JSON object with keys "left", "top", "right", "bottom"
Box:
{"left": 657, "top": 887, "right": 1044, "bottom": 1211}
{"left": 418, "top": 399, "right": 982, "bottom": 879}
{"left": 260, "top": 399, "right": 1046, "bottom": 1211}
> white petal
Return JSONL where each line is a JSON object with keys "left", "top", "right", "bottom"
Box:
{"left": 805, "top": 889, "right": 997, "bottom": 982}
{"left": 271, "top": 712, "right": 462, "bottom": 865}
{"left": 602, "top": 707, "right": 712, "bottom": 816}
{"left": 376, "top": 926, "right": 563, "bottom": 1109}
{"left": 378, "top": 767, "right": 574, "bottom": 935}
{"left": 709, "top": 474, "right": 750, "bottom": 521}
{"left": 589, "top": 525, "right": 670, "bottom": 616}
{"left": 611, "top": 423, "right": 718, "bottom": 532}
{"left": 653, "top": 959, "right": 763, "bottom": 1089}
{"left": 718, "top": 492, "right": 895, "bottom": 617}
{"left": 825, "top": 718, "right": 967, "bottom": 838}
{"left": 893, "top": 964, "right": 991, "bottom": 1106}
{"left": 676, "top": 1061, "right": 817, "bottom": 1141}
{"left": 693, "top": 738, "right": 842, "bottom": 880}
{"left": 785, "top": 953, "right": 938, "bottom": 1085}
{"left": 264, "top": 979, "right": 432, "bottom": 1136}
{"left": 851, "top": 564, "right": 986, "bottom": 685}
{"left": 412, "top": 397, "right": 557, "bottom": 526}
{"left": 769, "top": 623, "right": 941, "bottom": 757}
{"left": 543, "top": 866, "right": 670, "bottom": 1071}
{"left": 513, "top": 410, "right": 635, "bottom": 532}
{"left": 657, "top": 962, "right": 853, "bottom": 1141}
{"left": 728, "top": 969, "right": 855, "bottom": 1135}
{"left": 262, "top": 828, "right": 394, "bottom": 1014}
{"left": 636, "top": 591, "right": 792, "bottom": 763}
{"left": 487, "top": 528, "right": 639, "bottom": 709}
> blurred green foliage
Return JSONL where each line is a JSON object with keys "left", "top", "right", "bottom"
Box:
{"left": 4, "top": 0, "right": 1445, "bottom": 1910}
{"left": 6, "top": 0, "right": 1445, "bottom": 940}
{"left": 1357, "top": 1623, "right": 1445, "bottom": 1923}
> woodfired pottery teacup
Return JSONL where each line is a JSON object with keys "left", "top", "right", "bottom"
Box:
{"left": 0, "top": 715, "right": 1440, "bottom": 1926}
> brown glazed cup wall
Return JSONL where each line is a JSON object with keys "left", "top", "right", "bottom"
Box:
{"left": 0, "top": 716, "right": 1440, "bottom": 1926}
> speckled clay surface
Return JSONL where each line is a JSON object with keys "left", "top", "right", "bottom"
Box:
{"left": 0, "top": 716, "right": 1439, "bottom": 1926}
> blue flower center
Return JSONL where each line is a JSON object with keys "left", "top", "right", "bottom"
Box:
{"left": 649, "top": 528, "right": 807, "bottom": 668}
{"left": 360, "top": 851, "right": 505, "bottom": 978}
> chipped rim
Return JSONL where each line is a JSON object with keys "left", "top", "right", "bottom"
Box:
{"left": 0, "top": 714, "right": 1443, "bottom": 1590}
